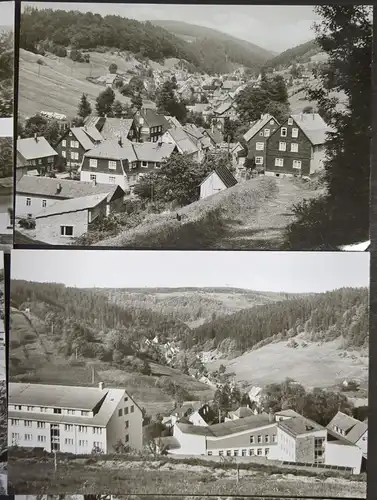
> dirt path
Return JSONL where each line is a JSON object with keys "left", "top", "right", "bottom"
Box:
{"left": 215, "top": 178, "right": 321, "bottom": 249}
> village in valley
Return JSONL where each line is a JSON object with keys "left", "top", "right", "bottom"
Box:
{"left": 9, "top": 250, "right": 369, "bottom": 497}
{"left": 13, "top": 3, "right": 365, "bottom": 250}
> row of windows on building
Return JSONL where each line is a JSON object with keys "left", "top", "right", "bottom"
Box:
{"left": 255, "top": 141, "right": 299, "bottom": 152}
{"left": 62, "top": 140, "right": 80, "bottom": 149}
{"left": 88, "top": 159, "right": 158, "bottom": 169}
{"left": 118, "top": 405, "right": 135, "bottom": 417}
{"left": 27, "top": 157, "right": 55, "bottom": 166}
{"left": 208, "top": 448, "right": 270, "bottom": 457}
{"left": 10, "top": 419, "right": 104, "bottom": 434}
{"left": 25, "top": 198, "right": 47, "bottom": 207}
{"left": 256, "top": 123, "right": 298, "bottom": 140}
{"left": 253, "top": 157, "right": 302, "bottom": 169}
{"left": 11, "top": 405, "right": 91, "bottom": 416}
{"left": 250, "top": 434, "right": 277, "bottom": 444}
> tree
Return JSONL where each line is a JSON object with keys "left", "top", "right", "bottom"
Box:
{"left": 0, "top": 137, "right": 12, "bottom": 178}
{"left": 109, "top": 63, "right": 118, "bottom": 74}
{"left": 96, "top": 87, "right": 115, "bottom": 117}
{"left": 156, "top": 80, "right": 187, "bottom": 122}
{"left": 77, "top": 93, "right": 92, "bottom": 119}
{"left": 77, "top": 94, "right": 92, "bottom": 120}
{"left": 182, "top": 356, "right": 189, "bottom": 375}
{"left": 285, "top": 6, "right": 372, "bottom": 248}
{"left": 112, "top": 100, "right": 124, "bottom": 118}
{"left": 131, "top": 93, "right": 143, "bottom": 111}
{"left": 141, "top": 358, "right": 152, "bottom": 376}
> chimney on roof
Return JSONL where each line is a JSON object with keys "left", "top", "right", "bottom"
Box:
{"left": 312, "top": 111, "right": 315, "bottom": 120}
{"left": 56, "top": 182, "right": 62, "bottom": 193}
{"left": 34, "top": 133, "right": 38, "bottom": 142}
{"left": 99, "top": 382, "right": 104, "bottom": 390}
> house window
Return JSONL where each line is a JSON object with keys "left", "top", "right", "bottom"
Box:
{"left": 242, "top": 449, "right": 247, "bottom": 457}
{"left": 257, "top": 435, "right": 262, "bottom": 443}
{"left": 249, "top": 449, "right": 254, "bottom": 456}
{"left": 219, "top": 450, "right": 224, "bottom": 456}
{"left": 11, "top": 419, "right": 20, "bottom": 426}
{"left": 269, "top": 120, "right": 274, "bottom": 125}
{"left": 272, "top": 434, "right": 277, "bottom": 443}
{"left": 259, "top": 131, "right": 263, "bottom": 136}
{"left": 79, "top": 440, "right": 88, "bottom": 447}
{"left": 90, "top": 174, "right": 96, "bottom": 181}
{"left": 93, "top": 441, "right": 103, "bottom": 450}
{"left": 81, "top": 411, "right": 89, "bottom": 416}
{"left": 125, "top": 434, "right": 129, "bottom": 443}
{"left": 124, "top": 397, "right": 128, "bottom": 402}
{"left": 256, "top": 142, "right": 264, "bottom": 151}
{"left": 24, "top": 420, "right": 32, "bottom": 427}
{"left": 67, "top": 409, "right": 75, "bottom": 415}
{"left": 250, "top": 436, "right": 255, "bottom": 444}
{"left": 37, "top": 422, "right": 45, "bottom": 428}
{"left": 141, "top": 161, "right": 148, "bottom": 167}
{"left": 207, "top": 451, "right": 212, "bottom": 456}
{"left": 53, "top": 408, "right": 61, "bottom": 414}
{"left": 60, "top": 226, "right": 74, "bottom": 237}
{"left": 124, "top": 407, "right": 129, "bottom": 415}
{"left": 70, "top": 140, "right": 79, "bottom": 148}
{"left": 293, "top": 160, "right": 302, "bottom": 170}
{"left": 257, "top": 448, "right": 262, "bottom": 456}
{"left": 64, "top": 424, "right": 73, "bottom": 431}
{"left": 291, "top": 143, "right": 298, "bottom": 153}
{"left": 292, "top": 128, "right": 299, "bottom": 138}
{"left": 65, "top": 438, "right": 74, "bottom": 445}
{"left": 226, "top": 450, "right": 231, "bottom": 456}
{"left": 131, "top": 405, "right": 135, "bottom": 413}
{"left": 109, "top": 176, "right": 116, "bottom": 184}
{"left": 288, "top": 118, "right": 293, "bottom": 125}
{"left": 27, "top": 406, "right": 34, "bottom": 411}
{"left": 71, "top": 152, "right": 79, "bottom": 160}
{"left": 38, "top": 159, "right": 42, "bottom": 164}
{"left": 281, "top": 127, "right": 287, "bottom": 137}
{"left": 62, "top": 151, "right": 66, "bottom": 158}
{"left": 26, "top": 198, "right": 31, "bottom": 206}
{"left": 42, "top": 199, "right": 47, "bottom": 208}
{"left": 265, "top": 448, "right": 270, "bottom": 456}
{"left": 78, "top": 426, "right": 88, "bottom": 433}
{"left": 233, "top": 450, "right": 239, "bottom": 456}
{"left": 118, "top": 409, "right": 123, "bottom": 417}
{"left": 255, "top": 156, "right": 263, "bottom": 165}
{"left": 12, "top": 432, "right": 20, "bottom": 441}
{"left": 37, "top": 435, "right": 46, "bottom": 443}
{"left": 264, "top": 129, "right": 270, "bottom": 137}
{"left": 62, "top": 140, "right": 67, "bottom": 147}
{"left": 265, "top": 435, "right": 270, "bottom": 443}
{"left": 125, "top": 420, "right": 129, "bottom": 429}
{"left": 275, "top": 158, "right": 284, "bottom": 167}
{"left": 108, "top": 160, "right": 117, "bottom": 170}
{"left": 93, "top": 427, "right": 103, "bottom": 435}
{"left": 24, "top": 434, "right": 32, "bottom": 441}
{"left": 89, "top": 159, "right": 98, "bottom": 168}
{"left": 278, "top": 142, "right": 286, "bottom": 151}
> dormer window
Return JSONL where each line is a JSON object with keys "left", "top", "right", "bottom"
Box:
{"left": 288, "top": 118, "right": 293, "bottom": 125}
{"left": 280, "top": 127, "right": 287, "bottom": 137}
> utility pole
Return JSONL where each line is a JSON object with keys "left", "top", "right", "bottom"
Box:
{"left": 54, "top": 450, "right": 57, "bottom": 472}
{"left": 91, "top": 365, "right": 95, "bottom": 384}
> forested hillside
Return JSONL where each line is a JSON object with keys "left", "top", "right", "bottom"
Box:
{"left": 265, "top": 39, "right": 319, "bottom": 69}
{"left": 189, "top": 287, "right": 368, "bottom": 353}
{"left": 19, "top": 8, "right": 270, "bottom": 74}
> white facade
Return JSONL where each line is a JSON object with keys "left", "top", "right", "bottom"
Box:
{"left": 171, "top": 423, "right": 206, "bottom": 455}
{"left": 355, "top": 430, "right": 368, "bottom": 455}
{"left": 9, "top": 383, "right": 143, "bottom": 455}
{"left": 324, "top": 441, "right": 363, "bottom": 474}
{"left": 189, "top": 410, "right": 208, "bottom": 427}
{"left": 310, "top": 146, "right": 326, "bottom": 174}
{"left": 16, "top": 194, "right": 61, "bottom": 219}
{"left": 200, "top": 172, "right": 227, "bottom": 199}
{"left": 80, "top": 170, "right": 129, "bottom": 192}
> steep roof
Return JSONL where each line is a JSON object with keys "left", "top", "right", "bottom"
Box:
{"left": 231, "top": 406, "right": 254, "bottom": 418}
{"left": 214, "top": 101, "right": 236, "bottom": 116}
{"left": 17, "top": 137, "right": 58, "bottom": 161}
{"left": 275, "top": 409, "right": 301, "bottom": 418}
{"left": 205, "top": 128, "right": 224, "bottom": 145}
{"left": 100, "top": 118, "right": 133, "bottom": 141}
{"left": 177, "top": 413, "right": 273, "bottom": 438}
{"left": 85, "top": 139, "right": 137, "bottom": 162}
{"left": 167, "top": 127, "right": 198, "bottom": 155}
{"left": 133, "top": 142, "right": 176, "bottom": 163}
{"left": 140, "top": 108, "right": 170, "bottom": 130}
{"left": 82, "top": 125, "right": 103, "bottom": 143}
{"left": 35, "top": 193, "right": 109, "bottom": 218}
{"left": 346, "top": 421, "right": 368, "bottom": 444}
{"left": 164, "top": 115, "right": 182, "bottom": 128}
{"left": 16, "top": 175, "right": 123, "bottom": 200}
{"left": 214, "top": 164, "right": 238, "bottom": 189}
{"left": 70, "top": 127, "right": 95, "bottom": 151}
{"left": 327, "top": 411, "right": 362, "bottom": 434}
{"left": 291, "top": 113, "right": 333, "bottom": 145}
{"left": 278, "top": 415, "right": 325, "bottom": 437}
{"left": 243, "top": 114, "right": 277, "bottom": 142}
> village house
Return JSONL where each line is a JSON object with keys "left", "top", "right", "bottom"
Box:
{"left": 54, "top": 126, "right": 103, "bottom": 170}
{"left": 133, "top": 108, "right": 170, "bottom": 143}
{"left": 225, "top": 406, "right": 256, "bottom": 422}
{"left": 84, "top": 116, "right": 137, "bottom": 142}
{"left": 17, "top": 136, "right": 58, "bottom": 180}
{"left": 200, "top": 164, "right": 238, "bottom": 200}
{"left": 265, "top": 112, "right": 332, "bottom": 177}
{"left": 327, "top": 411, "right": 368, "bottom": 456}
{"left": 15, "top": 175, "right": 125, "bottom": 219}
{"left": 243, "top": 114, "right": 280, "bottom": 170}
{"left": 161, "top": 126, "right": 201, "bottom": 162}
{"left": 221, "top": 80, "right": 239, "bottom": 95}
{"left": 34, "top": 192, "right": 119, "bottom": 244}
{"left": 9, "top": 382, "right": 143, "bottom": 454}
{"left": 162, "top": 402, "right": 216, "bottom": 428}
{"left": 248, "top": 386, "right": 263, "bottom": 407}
{"left": 200, "top": 126, "right": 224, "bottom": 148}
{"left": 213, "top": 101, "right": 239, "bottom": 132}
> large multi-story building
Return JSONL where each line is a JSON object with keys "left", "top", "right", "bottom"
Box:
{"left": 8, "top": 382, "right": 143, "bottom": 455}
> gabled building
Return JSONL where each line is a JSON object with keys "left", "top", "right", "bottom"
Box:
{"left": 161, "top": 126, "right": 201, "bottom": 162}
{"left": 163, "top": 401, "right": 216, "bottom": 428}
{"left": 327, "top": 411, "right": 368, "bottom": 456}
{"left": 15, "top": 175, "right": 125, "bottom": 219}
{"left": 54, "top": 126, "right": 102, "bottom": 170}
{"left": 265, "top": 112, "right": 332, "bottom": 177}
{"left": 226, "top": 406, "right": 255, "bottom": 421}
{"left": 17, "top": 136, "right": 58, "bottom": 180}
{"left": 133, "top": 109, "right": 170, "bottom": 143}
{"left": 8, "top": 382, "right": 143, "bottom": 454}
{"left": 213, "top": 101, "right": 239, "bottom": 132}
{"left": 201, "top": 127, "right": 224, "bottom": 148}
{"left": 243, "top": 114, "right": 280, "bottom": 169}
{"left": 200, "top": 164, "right": 238, "bottom": 200}
{"left": 99, "top": 118, "right": 137, "bottom": 142}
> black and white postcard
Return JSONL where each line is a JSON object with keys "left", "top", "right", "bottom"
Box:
{"left": 13, "top": 3, "right": 372, "bottom": 251}
{"left": 8, "top": 250, "right": 369, "bottom": 497}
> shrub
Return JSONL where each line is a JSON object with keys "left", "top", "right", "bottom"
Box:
{"left": 18, "top": 218, "right": 36, "bottom": 230}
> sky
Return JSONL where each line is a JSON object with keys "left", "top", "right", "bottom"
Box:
{"left": 0, "top": 1, "right": 14, "bottom": 26}
{"left": 11, "top": 251, "right": 369, "bottom": 293}
{"left": 23, "top": 3, "right": 320, "bottom": 52}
